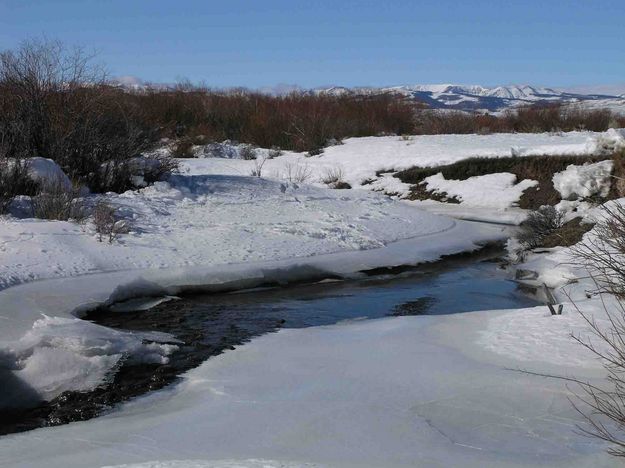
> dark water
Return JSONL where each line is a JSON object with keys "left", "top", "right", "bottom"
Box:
{"left": 1, "top": 249, "right": 538, "bottom": 435}
{"left": 168, "top": 255, "right": 537, "bottom": 328}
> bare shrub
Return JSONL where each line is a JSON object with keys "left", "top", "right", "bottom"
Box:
{"left": 306, "top": 147, "right": 324, "bottom": 157}
{"left": 93, "top": 201, "right": 129, "bottom": 243}
{"left": 0, "top": 39, "right": 149, "bottom": 193}
{"left": 283, "top": 162, "right": 312, "bottom": 183}
{"left": 0, "top": 159, "right": 39, "bottom": 213}
{"left": 573, "top": 203, "right": 625, "bottom": 297}
{"left": 31, "top": 178, "right": 85, "bottom": 221}
{"left": 321, "top": 166, "right": 350, "bottom": 189}
{"left": 567, "top": 295, "right": 625, "bottom": 457}
{"left": 140, "top": 154, "right": 179, "bottom": 185}
{"left": 551, "top": 206, "right": 625, "bottom": 456}
{"left": 267, "top": 147, "right": 283, "bottom": 159}
{"left": 250, "top": 156, "right": 267, "bottom": 178}
{"left": 413, "top": 104, "right": 623, "bottom": 135}
{"left": 239, "top": 144, "right": 257, "bottom": 160}
{"left": 171, "top": 138, "right": 195, "bottom": 158}
{"left": 516, "top": 206, "right": 566, "bottom": 251}
{"left": 510, "top": 203, "right": 625, "bottom": 458}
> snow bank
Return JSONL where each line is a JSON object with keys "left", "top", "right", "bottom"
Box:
{"left": 422, "top": 172, "right": 537, "bottom": 209}
{"left": 552, "top": 160, "right": 614, "bottom": 200}
{"left": 477, "top": 303, "right": 606, "bottom": 368}
{"left": 481, "top": 219, "right": 615, "bottom": 369}
{"left": 0, "top": 174, "right": 485, "bottom": 291}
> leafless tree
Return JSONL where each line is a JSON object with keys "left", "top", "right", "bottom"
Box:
{"left": 0, "top": 39, "right": 148, "bottom": 193}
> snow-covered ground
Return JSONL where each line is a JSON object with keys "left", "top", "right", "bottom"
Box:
{"left": 0, "top": 303, "right": 613, "bottom": 468}
{"left": 1, "top": 130, "right": 625, "bottom": 467}
{"left": 171, "top": 130, "right": 624, "bottom": 221}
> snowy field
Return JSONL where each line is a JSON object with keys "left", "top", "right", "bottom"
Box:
{"left": 1, "top": 130, "right": 625, "bottom": 467}
{"left": 176, "top": 130, "right": 610, "bottom": 191}
{"left": 173, "top": 129, "right": 624, "bottom": 219}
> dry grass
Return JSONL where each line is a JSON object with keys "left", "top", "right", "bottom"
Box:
{"left": 282, "top": 162, "right": 313, "bottom": 183}
{"left": 408, "top": 183, "right": 460, "bottom": 203}
{"left": 541, "top": 218, "right": 594, "bottom": 248}
{"left": 396, "top": 154, "right": 614, "bottom": 210}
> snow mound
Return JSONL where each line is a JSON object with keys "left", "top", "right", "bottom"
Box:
{"left": 3, "top": 316, "right": 177, "bottom": 408}
{"left": 593, "top": 128, "right": 625, "bottom": 155}
{"left": 477, "top": 304, "right": 605, "bottom": 367}
{"left": 12, "top": 157, "right": 72, "bottom": 189}
{"left": 422, "top": 172, "right": 537, "bottom": 209}
{"left": 552, "top": 160, "right": 613, "bottom": 200}
{"left": 0, "top": 174, "right": 469, "bottom": 291}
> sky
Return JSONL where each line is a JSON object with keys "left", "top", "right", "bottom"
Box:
{"left": 0, "top": 0, "right": 623, "bottom": 91}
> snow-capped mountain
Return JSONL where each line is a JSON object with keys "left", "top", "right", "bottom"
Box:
{"left": 317, "top": 84, "right": 625, "bottom": 114}
{"left": 110, "top": 78, "right": 625, "bottom": 114}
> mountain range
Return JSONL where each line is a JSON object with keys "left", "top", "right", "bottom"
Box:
{"left": 316, "top": 84, "right": 625, "bottom": 114}
{"left": 112, "top": 77, "right": 625, "bottom": 115}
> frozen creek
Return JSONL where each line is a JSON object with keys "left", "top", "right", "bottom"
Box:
{"left": 1, "top": 246, "right": 536, "bottom": 434}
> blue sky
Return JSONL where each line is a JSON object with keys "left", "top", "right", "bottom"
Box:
{"left": 1, "top": 0, "right": 623, "bottom": 90}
